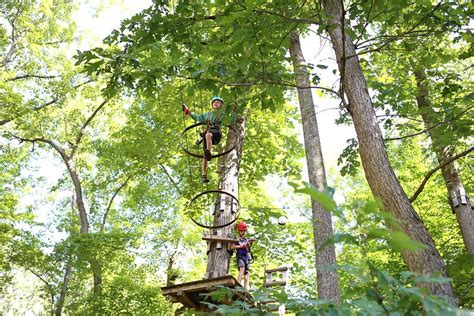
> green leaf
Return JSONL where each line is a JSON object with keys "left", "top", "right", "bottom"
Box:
{"left": 288, "top": 181, "right": 337, "bottom": 212}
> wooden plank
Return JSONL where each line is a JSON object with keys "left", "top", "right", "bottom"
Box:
{"left": 202, "top": 234, "right": 238, "bottom": 243}
{"left": 264, "top": 280, "right": 287, "bottom": 287}
{"left": 177, "top": 291, "right": 197, "bottom": 308}
{"left": 265, "top": 266, "right": 289, "bottom": 273}
{"left": 161, "top": 275, "right": 253, "bottom": 310}
{"left": 161, "top": 275, "right": 238, "bottom": 295}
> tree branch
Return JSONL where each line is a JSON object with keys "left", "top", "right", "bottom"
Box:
{"left": 159, "top": 164, "right": 183, "bottom": 195}
{"left": 70, "top": 99, "right": 109, "bottom": 158}
{"left": 9, "top": 134, "right": 69, "bottom": 162}
{"left": 384, "top": 105, "right": 473, "bottom": 141}
{"left": 26, "top": 268, "right": 55, "bottom": 315}
{"left": 410, "top": 146, "right": 473, "bottom": 202}
{"left": 171, "top": 70, "right": 342, "bottom": 97}
{"left": 6, "top": 74, "right": 60, "bottom": 82}
{"left": 347, "top": 2, "right": 444, "bottom": 59}
{"left": 100, "top": 175, "right": 132, "bottom": 231}
{"left": 0, "top": 79, "right": 94, "bottom": 126}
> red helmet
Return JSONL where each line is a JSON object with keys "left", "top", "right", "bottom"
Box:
{"left": 236, "top": 221, "right": 247, "bottom": 231}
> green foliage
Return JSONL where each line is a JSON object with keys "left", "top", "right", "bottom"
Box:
{"left": 206, "top": 188, "right": 466, "bottom": 314}
{"left": 2, "top": 0, "right": 473, "bottom": 313}
{"left": 67, "top": 275, "right": 172, "bottom": 315}
{"left": 447, "top": 254, "right": 474, "bottom": 308}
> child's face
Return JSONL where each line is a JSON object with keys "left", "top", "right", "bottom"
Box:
{"left": 212, "top": 100, "right": 223, "bottom": 109}
{"left": 238, "top": 229, "right": 246, "bottom": 237}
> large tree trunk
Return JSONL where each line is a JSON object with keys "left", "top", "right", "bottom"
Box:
{"left": 206, "top": 116, "right": 246, "bottom": 279}
{"left": 321, "top": 0, "right": 456, "bottom": 304}
{"left": 289, "top": 31, "right": 340, "bottom": 303}
{"left": 412, "top": 65, "right": 474, "bottom": 253}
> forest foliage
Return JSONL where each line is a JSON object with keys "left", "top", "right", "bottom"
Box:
{"left": 0, "top": 0, "right": 472, "bottom": 314}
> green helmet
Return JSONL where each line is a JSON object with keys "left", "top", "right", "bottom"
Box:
{"left": 211, "top": 96, "right": 224, "bottom": 104}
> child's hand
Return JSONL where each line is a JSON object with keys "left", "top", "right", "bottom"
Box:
{"left": 182, "top": 104, "right": 191, "bottom": 115}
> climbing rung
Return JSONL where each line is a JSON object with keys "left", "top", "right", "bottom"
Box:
{"left": 264, "top": 280, "right": 287, "bottom": 287}
{"left": 264, "top": 266, "right": 290, "bottom": 288}
{"left": 265, "top": 266, "right": 289, "bottom": 273}
{"left": 202, "top": 234, "right": 238, "bottom": 243}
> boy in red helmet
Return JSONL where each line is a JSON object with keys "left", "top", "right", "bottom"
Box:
{"left": 230, "top": 221, "right": 255, "bottom": 289}
{"left": 183, "top": 96, "right": 229, "bottom": 183}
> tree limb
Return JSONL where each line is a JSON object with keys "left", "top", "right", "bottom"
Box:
{"left": 384, "top": 104, "right": 473, "bottom": 141}
{"left": 9, "top": 134, "right": 69, "bottom": 161}
{"left": 347, "top": 2, "right": 444, "bottom": 59}
{"left": 0, "top": 79, "right": 94, "bottom": 126}
{"left": 410, "top": 146, "right": 473, "bottom": 202}
{"left": 26, "top": 267, "right": 55, "bottom": 315}
{"left": 70, "top": 99, "right": 109, "bottom": 158}
{"left": 100, "top": 175, "right": 132, "bottom": 231}
{"left": 6, "top": 74, "right": 60, "bottom": 82}
{"left": 159, "top": 163, "right": 183, "bottom": 195}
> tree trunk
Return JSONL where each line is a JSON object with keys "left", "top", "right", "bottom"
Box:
{"left": 321, "top": 0, "right": 456, "bottom": 304}
{"left": 64, "top": 160, "right": 102, "bottom": 294}
{"left": 206, "top": 115, "right": 246, "bottom": 279}
{"left": 412, "top": 65, "right": 474, "bottom": 253}
{"left": 166, "top": 248, "right": 179, "bottom": 286}
{"left": 289, "top": 30, "right": 340, "bottom": 303}
{"left": 55, "top": 261, "right": 72, "bottom": 316}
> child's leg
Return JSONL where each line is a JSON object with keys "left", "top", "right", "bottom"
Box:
{"left": 244, "top": 273, "right": 249, "bottom": 289}
{"left": 237, "top": 266, "right": 245, "bottom": 284}
{"left": 202, "top": 158, "right": 207, "bottom": 176}
{"left": 205, "top": 132, "right": 213, "bottom": 150}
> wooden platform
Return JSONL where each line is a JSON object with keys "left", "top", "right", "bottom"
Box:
{"left": 161, "top": 275, "right": 251, "bottom": 311}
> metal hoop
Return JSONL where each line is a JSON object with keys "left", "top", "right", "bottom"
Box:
{"left": 181, "top": 123, "right": 237, "bottom": 159}
{"left": 186, "top": 189, "right": 241, "bottom": 229}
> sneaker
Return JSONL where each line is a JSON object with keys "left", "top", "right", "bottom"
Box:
{"left": 204, "top": 149, "right": 212, "bottom": 161}
{"left": 201, "top": 175, "right": 209, "bottom": 183}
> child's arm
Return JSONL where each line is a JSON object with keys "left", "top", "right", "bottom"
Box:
{"left": 182, "top": 104, "right": 191, "bottom": 115}
{"left": 230, "top": 242, "right": 247, "bottom": 250}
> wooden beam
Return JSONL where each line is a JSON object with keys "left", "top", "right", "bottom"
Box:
{"left": 162, "top": 275, "right": 238, "bottom": 295}
{"left": 264, "top": 280, "right": 287, "bottom": 287}
{"left": 177, "top": 291, "right": 197, "bottom": 308}
{"left": 265, "top": 266, "right": 289, "bottom": 273}
{"left": 202, "top": 234, "right": 238, "bottom": 243}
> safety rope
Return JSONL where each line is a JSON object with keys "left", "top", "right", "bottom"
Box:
{"left": 180, "top": 79, "right": 197, "bottom": 194}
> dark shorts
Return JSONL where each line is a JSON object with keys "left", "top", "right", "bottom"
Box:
{"left": 201, "top": 129, "right": 222, "bottom": 149}
{"left": 237, "top": 256, "right": 250, "bottom": 275}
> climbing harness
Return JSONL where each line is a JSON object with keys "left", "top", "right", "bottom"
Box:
{"left": 181, "top": 122, "right": 237, "bottom": 159}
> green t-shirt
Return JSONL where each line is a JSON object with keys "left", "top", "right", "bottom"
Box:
{"left": 190, "top": 108, "right": 235, "bottom": 129}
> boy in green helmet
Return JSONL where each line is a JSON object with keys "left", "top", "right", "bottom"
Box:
{"left": 183, "top": 96, "right": 227, "bottom": 183}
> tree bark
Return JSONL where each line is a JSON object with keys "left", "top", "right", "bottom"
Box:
{"left": 63, "top": 155, "right": 102, "bottom": 294}
{"left": 55, "top": 261, "right": 72, "bottom": 316}
{"left": 412, "top": 65, "right": 474, "bottom": 254}
{"left": 206, "top": 115, "right": 246, "bottom": 279}
{"left": 321, "top": 0, "right": 456, "bottom": 304}
{"left": 289, "top": 30, "right": 340, "bottom": 303}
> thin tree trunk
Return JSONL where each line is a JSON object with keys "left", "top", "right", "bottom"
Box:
{"left": 206, "top": 115, "right": 246, "bottom": 279}
{"left": 412, "top": 65, "right": 474, "bottom": 253}
{"left": 55, "top": 261, "right": 72, "bottom": 316}
{"left": 166, "top": 248, "right": 180, "bottom": 286}
{"left": 289, "top": 30, "right": 340, "bottom": 303}
{"left": 321, "top": 0, "right": 456, "bottom": 304}
{"left": 64, "top": 161, "right": 102, "bottom": 294}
